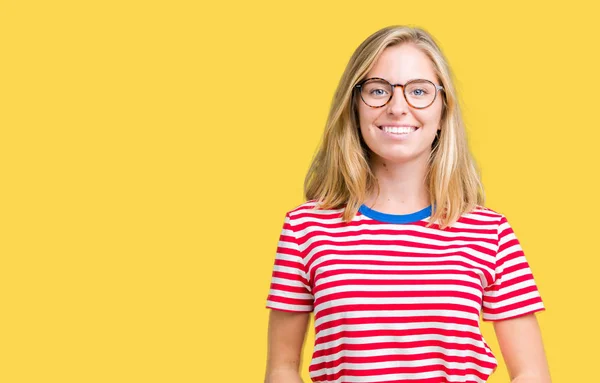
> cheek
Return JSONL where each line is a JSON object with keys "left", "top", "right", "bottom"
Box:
{"left": 358, "top": 105, "right": 379, "bottom": 128}
{"left": 430, "top": 100, "right": 444, "bottom": 124}
{"left": 418, "top": 105, "right": 443, "bottom": 127}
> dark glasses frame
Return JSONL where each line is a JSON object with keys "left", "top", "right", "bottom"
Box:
{"left": 355, "top": 77, "right": 445, "bottom": 109}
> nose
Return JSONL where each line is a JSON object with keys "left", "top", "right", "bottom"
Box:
{"left": 387, "top": 86, "right": 410, "bottom": 115}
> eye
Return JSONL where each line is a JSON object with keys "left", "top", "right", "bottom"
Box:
{"left": 410, "top": 88, "right": 428, "bottom": 96}
{"left": 369, "top": 88, "right": 388, "bottom": 96}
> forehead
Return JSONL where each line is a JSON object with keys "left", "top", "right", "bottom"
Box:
{"left": 366, "top": 43, "right": 437, "bottom": 82}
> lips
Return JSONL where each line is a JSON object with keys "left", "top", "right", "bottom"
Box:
{"left": 378, "top": 125, "right": 419, "bottom": 134}
{"left": 377, "top": 125, "right": 419, "bottom": 130}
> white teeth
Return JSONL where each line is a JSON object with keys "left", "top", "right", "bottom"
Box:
{"left": 381, "top": 126, "right": 417, "bottom": 134}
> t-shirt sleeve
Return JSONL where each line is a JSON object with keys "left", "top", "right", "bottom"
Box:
{"left": 265, "top": 212, "right": 314, "bottom": 313}
{"left": 481, "top": 215, "right": 545, "bottom": 321}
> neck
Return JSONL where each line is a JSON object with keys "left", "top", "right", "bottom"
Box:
{"left": 364, "top": 154, "right": 431, "bottom": 215}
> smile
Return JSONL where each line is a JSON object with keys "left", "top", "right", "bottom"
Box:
{"left": 377, "top": 125, "right": 419, "bottom": 138}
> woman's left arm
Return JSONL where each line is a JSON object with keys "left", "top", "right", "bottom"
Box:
{"left": 493, "top": 313, "right": 551, "bottom": 383}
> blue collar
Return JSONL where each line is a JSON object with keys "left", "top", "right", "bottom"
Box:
{"left": 358, "top": 204, "right": 432, "bottom": 224}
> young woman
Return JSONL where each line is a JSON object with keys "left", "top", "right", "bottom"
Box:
{"left": 264, "top": 25, "right": 550, "bottom": 383}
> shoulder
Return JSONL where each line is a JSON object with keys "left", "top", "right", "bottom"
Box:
{"left": 444, "top": 204, "right": 508, "bottom": 232}
{"left": 285, "top": 199, "right": 322, "bottom": 215}
{"left": 465, "top": 204, "right": 506, "bottom": 221}
{"left": 463, "top": 205, "right": 516, "bottom": 237}
{"left": 284, "top": 199, "right": 347, "bottom": 227}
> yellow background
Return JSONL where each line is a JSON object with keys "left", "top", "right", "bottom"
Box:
{"left": 1, "top": 0, "right": 598, "bottom": 382}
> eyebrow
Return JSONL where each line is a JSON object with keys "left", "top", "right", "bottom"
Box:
{"left": 366, "top": 77, "right": 438, "bottom": 85}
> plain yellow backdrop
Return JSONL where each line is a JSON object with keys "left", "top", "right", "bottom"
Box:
{"left": 1, "top": 0, "right": 599, "bottom": 382}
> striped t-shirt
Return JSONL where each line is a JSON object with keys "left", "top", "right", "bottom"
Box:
{"left": 265, "top": 200, "right": 545, "bottom": 383}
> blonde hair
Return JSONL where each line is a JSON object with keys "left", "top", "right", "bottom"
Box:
{"left": 304, "top": 25, "right": 485, "bottom": 230}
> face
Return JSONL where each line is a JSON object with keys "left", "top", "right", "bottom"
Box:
{"left": 357, "top": 43, "right": 443, "bottom": 164}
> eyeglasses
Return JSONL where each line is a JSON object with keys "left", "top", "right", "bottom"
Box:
{"left": 355, "top": 77, "right": 444, "bottom": 109}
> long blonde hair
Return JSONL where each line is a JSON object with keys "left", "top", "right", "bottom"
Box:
{"left": 304, "top": 25, "right": 485, "bottom": 230}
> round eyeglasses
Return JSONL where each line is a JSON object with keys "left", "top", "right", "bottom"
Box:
{"left": 355, "top": 78, "right": 444, "bottom": 109}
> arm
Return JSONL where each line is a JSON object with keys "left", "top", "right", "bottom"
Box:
{"left": 264, "top": 309, "right": 311, "bottom": 383}
{"left": 493, "top": 313, "right": 551, "bottom": 383}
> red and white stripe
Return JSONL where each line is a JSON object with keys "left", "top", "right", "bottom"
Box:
{"left": 266, "top": 200, "right": 544, "bottom": 383}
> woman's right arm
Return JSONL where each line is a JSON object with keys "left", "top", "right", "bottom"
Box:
{"left": 264, "top": 309, "right": 311, "bottom": 383}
